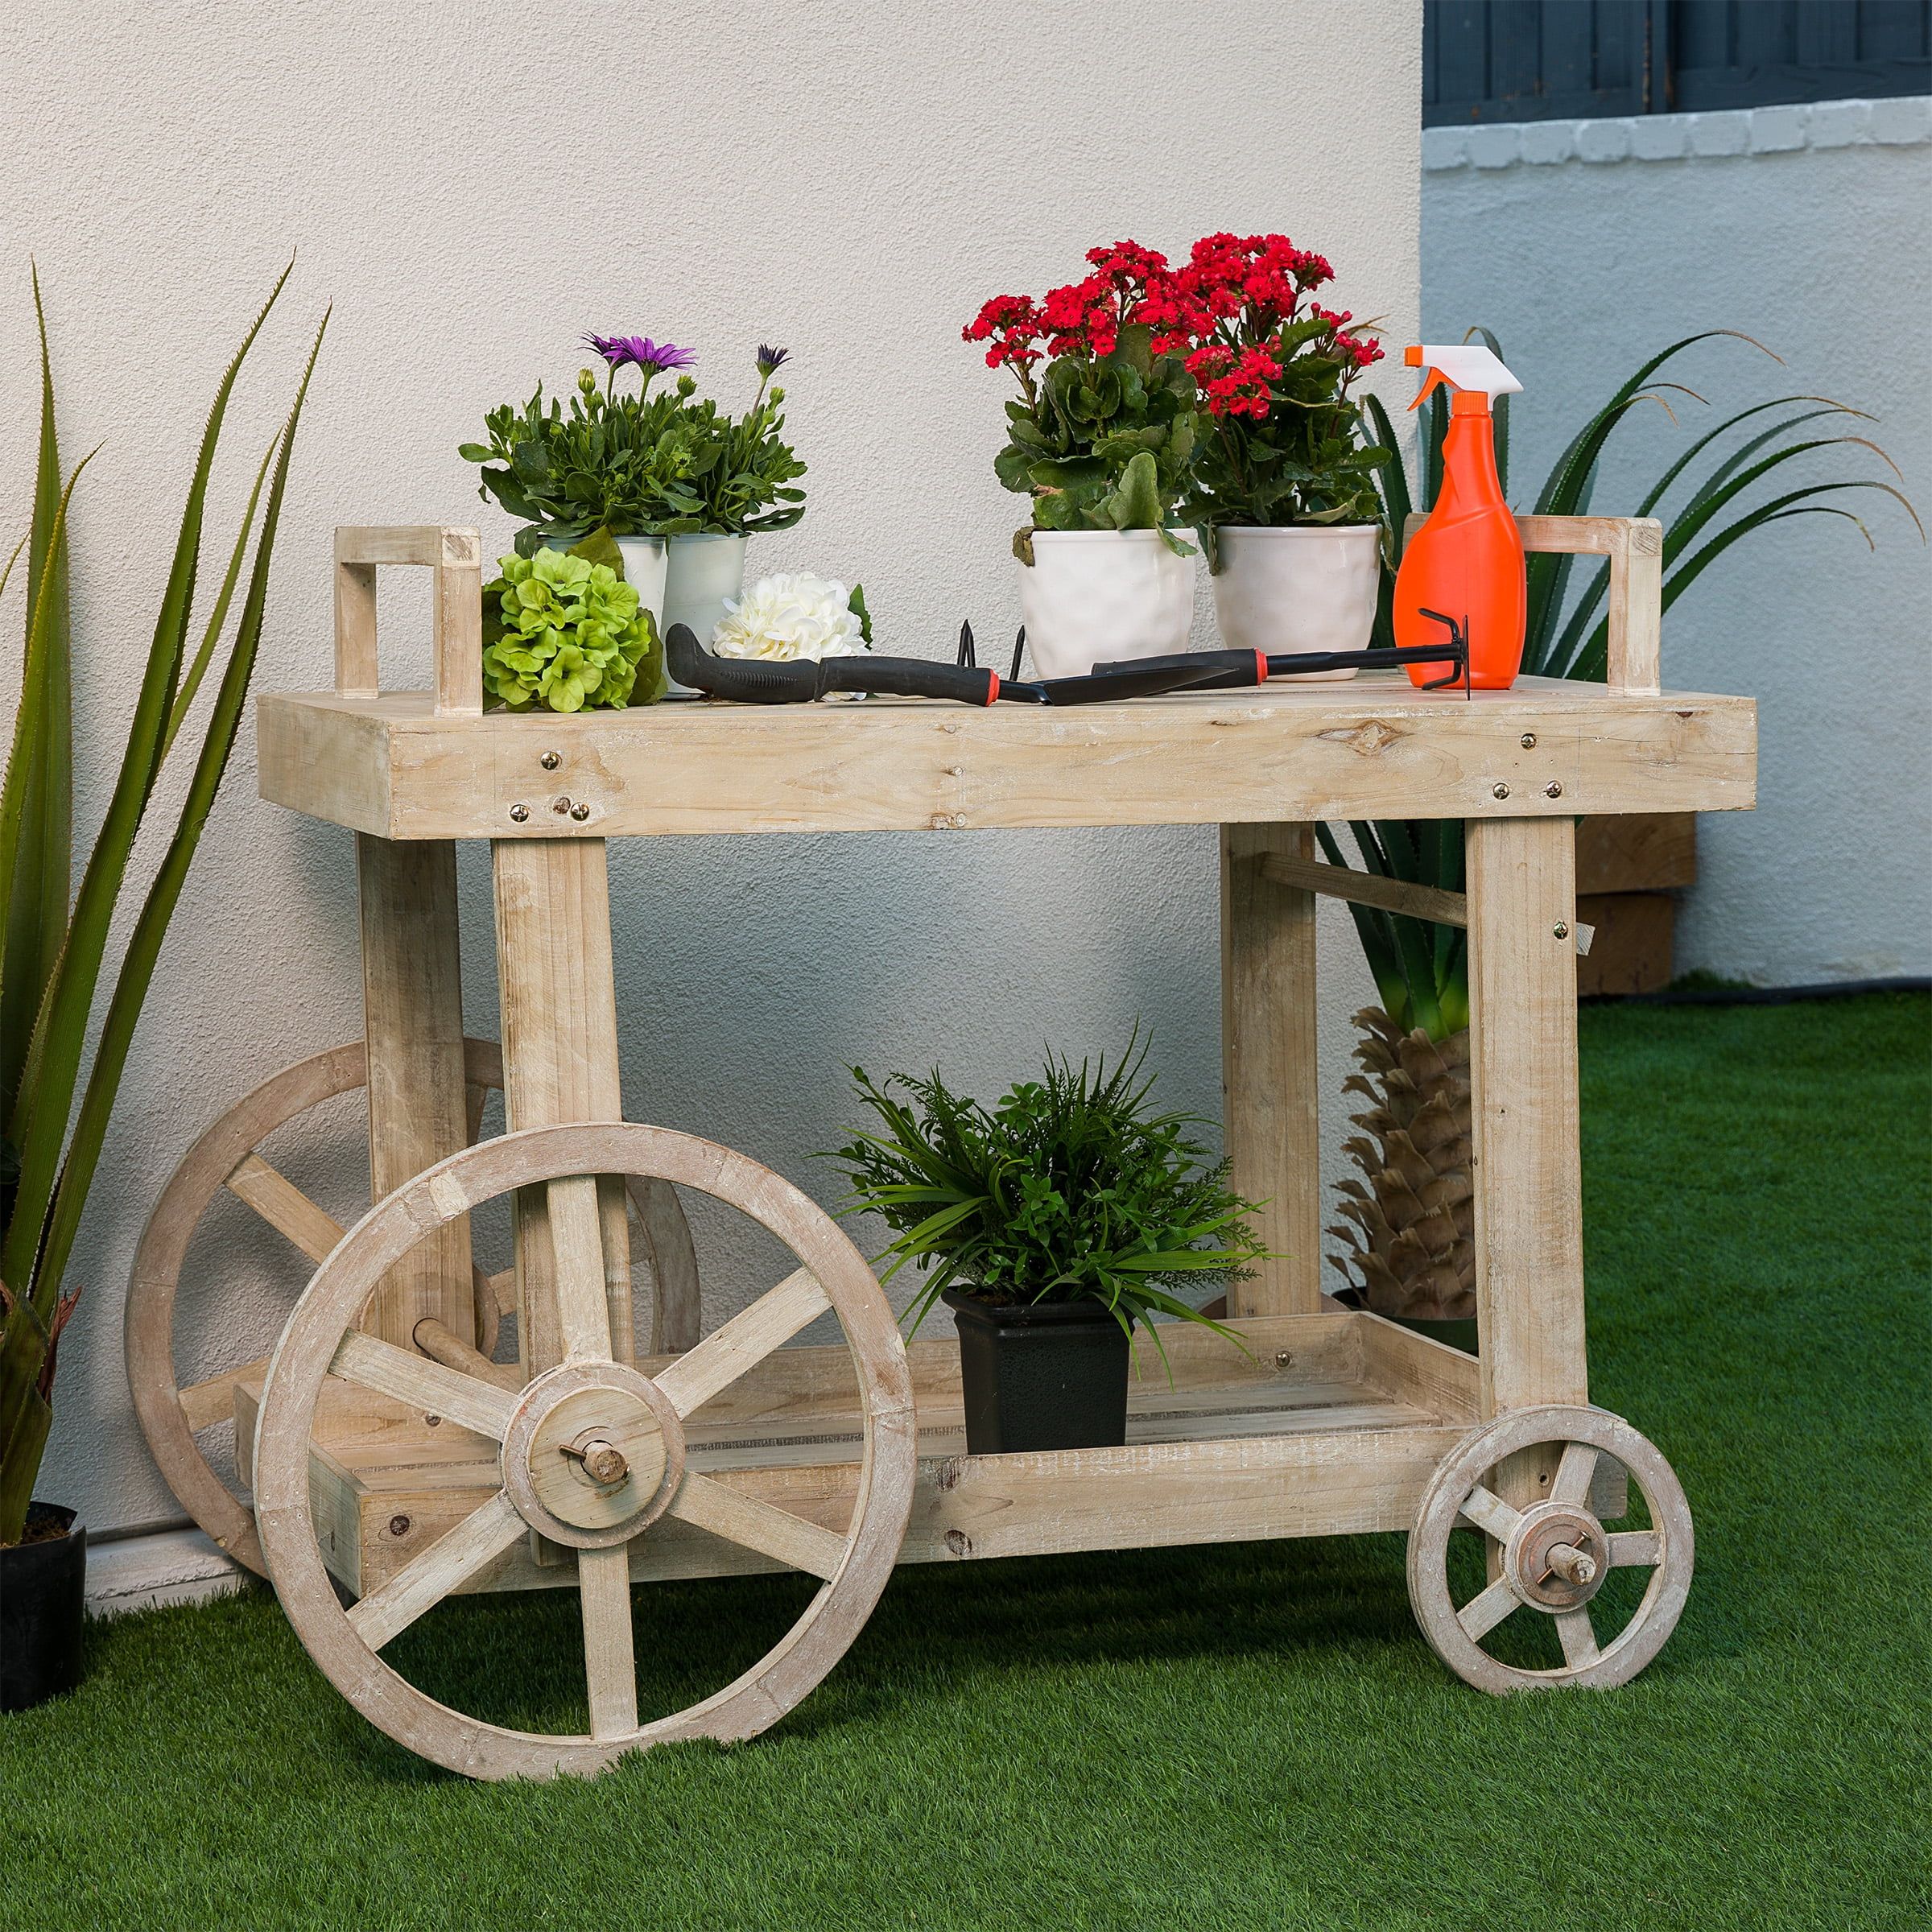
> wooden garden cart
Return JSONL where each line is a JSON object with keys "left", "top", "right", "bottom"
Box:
{"left": 126, "top": 517, "right": 1755, "bottom": 1780}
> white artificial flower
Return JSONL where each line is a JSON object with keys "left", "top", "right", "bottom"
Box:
{"left": 711, "top": 573, "right": 867, "bottom": 663}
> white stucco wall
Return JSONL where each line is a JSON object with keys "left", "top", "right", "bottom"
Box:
{"left": 1424, "top": 98, "right": 1932, "bottom": 984}
{"left": 2, "top": 1, "right": 1420, "bottom": 1539}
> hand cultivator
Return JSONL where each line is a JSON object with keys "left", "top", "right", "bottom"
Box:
{"left": 129, "top": 514, "right": 1750, "bottom": 1778}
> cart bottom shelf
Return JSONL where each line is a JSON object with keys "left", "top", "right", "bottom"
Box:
{"left": 237, "top": 1310, "right": 1484, "bottom": 1603}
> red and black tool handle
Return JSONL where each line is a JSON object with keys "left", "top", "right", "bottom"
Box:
{"left": 1090, "top": 643, "right": 1470, "bottom": 689}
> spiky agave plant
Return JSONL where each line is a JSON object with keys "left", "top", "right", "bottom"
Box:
{"left": 1323, "top": 329, "right": 1921, "bottom": 1320}
{"left": 0, "top": 267, "right": 326, "bottom": 1545}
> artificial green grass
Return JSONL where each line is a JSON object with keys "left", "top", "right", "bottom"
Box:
{"left": 4, "top": 994, "right": 1927, "bottom": 1931}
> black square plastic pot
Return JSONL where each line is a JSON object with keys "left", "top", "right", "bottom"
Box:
{"left": 1, "top": 1501, "right": 85, "bottom": 1713}
{"left": 943, "top": 1289, "right": 1130, "bottom": 1455}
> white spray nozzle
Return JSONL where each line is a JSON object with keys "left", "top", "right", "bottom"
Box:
{"left": 1405, "top": 344, "right": 1522, "bottom": 407}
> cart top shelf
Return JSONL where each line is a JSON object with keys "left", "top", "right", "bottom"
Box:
{"left": 258, "top": 673, "right": 1756, "bottom": 841}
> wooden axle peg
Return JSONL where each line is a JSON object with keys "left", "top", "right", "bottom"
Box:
{"left": 1544, "top": 1541, "right": 1598, "bottom": 1587}
{"left": 564, "top": 1435, "right": 630, "bottom": 1486}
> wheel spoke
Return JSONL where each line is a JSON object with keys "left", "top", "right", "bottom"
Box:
{"left": 578, "top": 1545, "right": 638, "bottom": 1740}
{"left": 1556, "top": 1607, "right": 1600, "bottom": 1668}
{"left": 1458, "top": 1484, "right": 1523, "bottom": 1544}
{"left": 669, "top": 1472, "right": 847, "bottom": 1581}
{"left": 1608, "top": 1528, "right": 1662, "bottom": 1568}
{"left": 548, "top": 1174, "right": 614, "bottom": 1363}
{"left": 330, "top": 1330, "right": 517, "bottom": 1439}
{"left": 652, "top": 1267, "right": 829, "bottom": 1420}
{"left": 1456, "top": 1576, "right": 1521, "bottom": 1643}
{"left": 224, "top": 1153, "right": 345, "bottom": 1265}
{"left": 348, "top": 1490, "right": 526, "bottom": 1650}
{"left": 179, "top": 1357, "right": 268, "bottom": 1433}
{"left": 1551, "top": 1440, "right": 1599, "bottom": 1507}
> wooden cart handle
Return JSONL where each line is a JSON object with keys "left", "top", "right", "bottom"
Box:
{"left": 333, "top": 526, "right": 485, "bottom": 716}
{"left": 1401, "top": 513, "right": 1663, "bottom": 697}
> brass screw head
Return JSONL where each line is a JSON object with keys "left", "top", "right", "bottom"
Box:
{"left": 551, "top": 795, "right": 572, "bottom": 815}
{"left": 1545, "top": 780, "right": 1563, "bottom": 799}
{"left": 1274, "top": 1349, "right": 1294, "bottom": 1370}
{"left": 387, "top": 1514, "right": 411, "bottom": 1538}
{"left": 1521, "top": 732, "right": 1537, "bottom": 749}
{"left": 1554, "top": 921, "right": 1571, "bottom": 940}
{"left": 508, "top": 803, "right": 529, "bottom": 824}
{"left": 539, "top": 750, "right": 561, "bottom": 771}
{"left": 571, "top": 801, "right": 592, "bottom": 821}
{"left": 1492, "top": 782, "right": 1510, "bottom": 800}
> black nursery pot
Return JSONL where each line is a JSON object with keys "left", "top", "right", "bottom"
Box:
{"left": 1, "top": 1502, "right": 86, "bottom": 1714}
{"left": 943, "top": 1290, "right": 1130, "bottom": 1455}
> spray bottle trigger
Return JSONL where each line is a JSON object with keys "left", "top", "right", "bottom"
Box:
{"left": 1407, "top": 367, "right": 1451, "bottom": 412}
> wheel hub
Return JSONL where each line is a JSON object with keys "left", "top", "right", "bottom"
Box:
{"left": 1505, "top": 1503, "right": 1609, "bottom": 1610}
{"left": 502, "top": 1362, "right": 685, "bottom": 1549}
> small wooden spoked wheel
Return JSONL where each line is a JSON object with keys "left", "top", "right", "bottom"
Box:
{"left": 253, "top": 1122, "right": 916, "bottom": 1781}
{"left": 126, "top": 1040, "right": 699, "bottom": 1574}
{"left": 1407, "top": 1405, "right": 1694, "bottom": 1693}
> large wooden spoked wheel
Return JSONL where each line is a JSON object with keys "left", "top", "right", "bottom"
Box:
{"left": 254, "top": 1121, "right": 917, "bottom": 1781}
{"left": 126, "top": 1040, "right": 700, "bottom": 1574}
{"left": 1407, "top": 1405, "right": 1694, "bottom": 1693}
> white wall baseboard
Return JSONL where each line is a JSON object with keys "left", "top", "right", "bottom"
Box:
{"left": 86, "top": 1526, "right": 249, "bottom": 1616}
{"left": 1425, "top": 95, "right": 1931, "bottom": 171}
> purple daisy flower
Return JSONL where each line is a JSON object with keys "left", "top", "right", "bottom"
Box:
{"left": 754, "top": 343, "right": 791, "bottom": 377}
{"left": 583, "top": 333, "right": 698, "bottom": 392}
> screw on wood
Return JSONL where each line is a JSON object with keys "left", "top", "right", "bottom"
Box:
{"left": 1274, "top": 1349, "right": 1294, "bottom": 1369}
{"left": 508, "top": 802, "right": 529, "bottom": 823}
{"left": 551, "top": 795, "right": 572, "bottom": 815}
{"left": 539, "top": 750, "right": 561, "bottom": 770}
{"left": 1492, "top": 782, "right": 1510, "bottom": 800}
{"left": 1520, "top": 732, "right": 1536, "bottom": 749}
{"left": 570, "top": 802, "right": 591, "bottom": 821}
{"left": 387, "top": 1514, "right": 411, "bottom": 1538}
{"left": 1554, "top": 922, "right": 1571, "bottom": 940}
{"left": 1545, "top": 780, "right": 1563, "bottom": 799}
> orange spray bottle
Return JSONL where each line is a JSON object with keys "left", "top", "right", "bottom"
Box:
{"left": 1394, "top": 344, "right": 1525, "bottom": 690}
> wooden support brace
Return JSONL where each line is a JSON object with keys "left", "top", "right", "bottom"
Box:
{"left": 1258, "top": 852, "right": 1595, "bottom": 956}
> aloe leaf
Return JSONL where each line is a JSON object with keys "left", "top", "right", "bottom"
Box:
{"left": 160, "top": 432, "right": 279, "bottom": 766}
{"left": 2, "top": 271, "right": 74, "bottom": 1129}
{"left": 32, "top": 308, "right": 328, "bottom": 1312}
{"left": 1315, "top": 822, "right": 1407, "bottom": 1015}
{"left": 0, "top": 262, "right": 291, "bottom": 1305}
{"left": 1642, "top": 397, "right": 1869, "bottom": 519}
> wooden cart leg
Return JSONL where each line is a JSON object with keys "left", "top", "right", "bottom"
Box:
{"left": 1220, "top": 822, "right": 1323, "bottom": 1317}
{"left": 1464, "top": 817, "right": 1587, "bottom": 1544}
{"left": 357, "top": 835, "right": 474, "bottom": 1344}
{"left": 491, "top": 838, "right": 632, "bottom": 1381}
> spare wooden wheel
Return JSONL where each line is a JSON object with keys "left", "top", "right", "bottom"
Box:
{"left": 252, "top": 1121, "right": 916, "bottom": 1781}
{"left": 126, "top": 1040, "right": 699, "bottom": 1573}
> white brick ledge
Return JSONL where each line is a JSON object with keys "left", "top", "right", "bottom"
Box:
{"left": 1424, "top": 96, "right": 1930, "bottom": 171}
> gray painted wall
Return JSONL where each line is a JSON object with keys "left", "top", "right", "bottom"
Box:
{"left": 1424, "top": 98, "right": 1932, "bottom": 984}
{"left": 2, "top": 1, "right": 1420, "bottom": 1537}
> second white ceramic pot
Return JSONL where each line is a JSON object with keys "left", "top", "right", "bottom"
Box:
{"left": 1210, "top": 523, "right": 1381, "bottom": 678}
{"left": 612, "top": 535, "right": 670, "bottom": 634}
{"left": 1018, "top": 530, "right": 1195, "bottom": 681}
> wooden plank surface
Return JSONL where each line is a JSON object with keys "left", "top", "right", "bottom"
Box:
{"left": 258, "top": 679, "right": 1757, "bottom": 840}
{"left": 1575, "top": 813, "right": 1697, "bottom": 894}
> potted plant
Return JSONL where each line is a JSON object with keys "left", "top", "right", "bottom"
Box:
{"left": 460, "top": 332, "right": 700, "bottom": 631}
{"left": 0, "top": 266, "right": 322, "bottom": 1711}
{"left": 656, "top": 344, "right": 807, "bottom": 661}
{"left": 1325, "top": 327, "right": 1919, "bottom": 1344}
{"left": 828, "top": 1035, "right": 1263, "bottom": 1455}
{"left": 965, "top": 243, "right": 1199, "bottom": 679}
{"left": 481, "top": 546, "right": 663, "bottom": 712}
{"left": 1156, "top": 233, "right": 1389, "bottom": 671}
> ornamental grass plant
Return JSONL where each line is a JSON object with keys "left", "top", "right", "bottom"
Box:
{"left": 827, "top": 1034, "right": 1264, "bottom": 1356}
{"left": 0, "top": 266, "right": 325, "bottom": 1543}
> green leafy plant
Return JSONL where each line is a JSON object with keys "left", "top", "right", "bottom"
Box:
{"left": 826, "top": 1034, "right": 1262, "bottom": 1357}
{"left": 0, "top": 266, "right": 326, "bottom": 1544}
{"left": 1319, "top": 328, "right": 1920, "bottom": 1321}
{"left": 461, "top": 341, "right": 806, "bottom": 550}
{"left": 481, "top": 547, "right": 660, "bottom": 712}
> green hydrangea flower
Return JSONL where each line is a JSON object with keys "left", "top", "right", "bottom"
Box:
{"left": 481, "top": 547, "right": 663, "bottom": 712}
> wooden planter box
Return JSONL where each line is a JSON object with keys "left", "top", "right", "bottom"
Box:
{"left": 1575, "top": 812, "right": 1696, "bottom": 997}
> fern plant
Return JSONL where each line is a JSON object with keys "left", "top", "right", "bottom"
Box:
{"left": 0, "top": 266, "right": 325, "bottom": 1544}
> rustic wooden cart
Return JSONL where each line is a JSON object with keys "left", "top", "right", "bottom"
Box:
{"left": 126, "top": 517, "right": 1754, "bottom": 1780}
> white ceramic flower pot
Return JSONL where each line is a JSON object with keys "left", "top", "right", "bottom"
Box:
{"left": 663, "top": 533, "right": 749, "bottom": 649}
{"left": 1210, "top": 523, "right": 1381, "bottom": 678}
{"left": 1018, "top": 530, "right": 1195, "bottom": 681}
{"left": 612, "top": 535, "right": 670, "bottom": 633}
